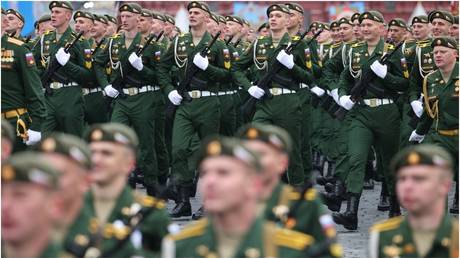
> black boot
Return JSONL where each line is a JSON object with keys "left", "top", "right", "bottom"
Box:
{"left": 192, "top": 206, "right": 205, "bottom": 220}
{"left": 324, "top": 182, "right": 334, "bottom": 193}
{"left": 363, "top": 161, "right": 374, "bottom": 190}
{"left": 377, "top": 183, "right": 390, "bottom": 211}
{"left": 332, "top": 193, "right": 360, "bottom": 230}
{"left": 317, "top": 160, "right": 334, "bottom": 186}
{"left": 388, "top": 195, "right": 401, "bottom": 218}
{"left": 324, "top": 180, "right": 345, "bottom": 212}
{"left": 450, "top": 182, "right": 459, "bottom": 214}
{"left": 170, "top": 185, "right": 192, "bottom": 218}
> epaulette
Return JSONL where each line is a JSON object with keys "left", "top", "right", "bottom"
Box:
{"left": 370, "top": 216, "right": 403, "bottom": 232}
{"left": 351, "top": 41, "right": 365, "bottom": 48}
{"left": 332, "top": 42, "right": 342, "bottom": 48}
{"left": 133, "top": 192, "right": 166, "bottom": 209}
{"left": 169, "top": 218, "right": 208, "bottom": 241}
{"left": 417, "top": 39, "right": 431, "bottom": 45}
{"left": 258, "top": 36, "right": 265, "bottom": 40}
{"left": 179, "top": 32, "right": 189, "bottom": 38}
{"left": 110, "top": 33, "right": 120, "bottom": 39}
{"left": 44, "top": 30, "right": 53, "bottom": 35}
{"left": 384, "top": 42, "right": 396, "bottom": 50}
{"left": 274, "top": 226, "right": 314, "bottom": 250}
{"left": 291, "top": 35, "right": 301, "bottom": 41}
{"left": 288, "top": 188, "right": 317, "bottom": 201}
{"left": 7, "top": 36, "right": 24, "bottom": 46}
{"left": 405, "top": 39, "right": 416, "bottom": 44}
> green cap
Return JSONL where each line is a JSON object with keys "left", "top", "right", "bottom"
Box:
{"left": 85, "top": 123, "right": 139, "bottom": 150}
{"left": 93, "top": 14, "right": 108, "bottom": 25}
{"left": 267, "top": 4, "right": 290, "bottom": 17}
{"left": 351, "top": 12, "right": 361, "bottom": 23}
{"left": 338, "top": 17, "right": 352, "bottom": 26}
{"left": 411, "top": 15, "right": 429, "bottom": 25}
{"left": 2, "top": 151, "right": 60, "bottom": 188}
{"left": 34, "top": 14, "right": 52, "bottom": 29}
{"left": 309, "top": 21, "right": 319, "bottom": 31}
{"left": 105, "top": 14, "right": 117, "bottom": 25}
{"left": 242, "top": 18, "right": 250, "bottom": 26}
{"left": 330, "top": 20, "right": 339, "bottom": 29}
{"left": 391, "top": 144, "right": 453, "bottom": 175}
{"left": 236, "top": 123, "right": 293, "bottom": 154}
{"left": 285, "top": 2, "right": 304, "bottom": 14}
{"left": 431, "top": 36, "right": 458, "bottom": 50}
{"left": 6, "top": 9, "right": 24, "bottom": 22}
{"left": 49, "top": 1, "right": 73, "bottom": 11}
{"left": 218, "top": 14, "right": 226, "bottom": 24}
{"left": 257, "top": 22, "right": 269, "bottom": 32}
{"left": 119, "top": 3, "right": 142, "bottom": 14}
{"left": 151, "top": 11, "right": 165, "bottom": 21}
{"left": 226, "top": 15, "right": 243, "bottom": 26}
{"left": 73, "top": 11, "right": 94, "bottom": 22}
{"left": 164, "top": 13, "right": 175, "bottom": 25}
{"left": 428, "top": 10, "right": 454, "bottom": 24}
{"left": 198, "top": 136, "right": 262, "bottom": 172}
{"left": 187, "top": 1, "right": 210, "bottom": 14}
{"left": 140, "top": 8, "right": 152, "bottom": 18}
{"left": 388, "top": 18, "right": 407, "bottom": 29}
{"left": 209, "top": 12, "right": 219, "bottom": 24}
{"left": 359, "top": 11, "right": 385, "bottom": 24}
{"left": 1, "top": 119, "right": 15, "bottom": 142}
{"left": 454, "top": 15, "right": 459, "bottom": 24}
{"left": 317, "top": 22, "right": 330, "bottom": 31}
{"left": 33, "top": 133, "right": 92, "bottom": 170}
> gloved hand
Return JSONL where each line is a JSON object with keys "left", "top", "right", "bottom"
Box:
{"left": 128, "top": 52, "right": 144, "bottom": 71}
{"left": 193, "top": 53, "right": 209, "bottom": 71}
{"left": 409, "top": 130, "right": 425, "bottom": 143}
{"left": 339, "top": 95, "right": 355, "bottom": 110}
{"left": 25, "top": 129, "right": 41, "bottom": 146}
{"left": 168, "top": 90, "right": 183, "bottom": 105}
{"left": 370, "top": 60, "right": 387, "bottom": 79}
{"left": 410, "top": 100, "right": 424, "bottom": 118}
{"left": 330, "top": 89, "right": 340, "bottom": 103}
{"left": 55, "top": 47, "right": 70, "bottom": 66}
{"left": 276, "top": 49, "right": 294, "bottom": 69}
{"left": 104, "top": 85, "right": 119, "bottom": 98}
{"left": 248, "top": 85, "right": 265, "bottom": 99}
{"left": 310, "top": 86, "right": 325, "bottom": 97}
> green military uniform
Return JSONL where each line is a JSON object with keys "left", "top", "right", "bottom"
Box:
{"left": 1, "top": 34, "right": 46, "bottom": 151}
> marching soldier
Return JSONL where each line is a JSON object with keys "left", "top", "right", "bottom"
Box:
{"left": 164, "top": 14, "right": 176, "bottom": 41}
{"left": 104, "top": 14, "right": 118, "bottom": 37}
{"left": 73, "top": 10, "right": 93, "bottom": 40}
{"left": 330, "top": 21, "right": 341, "bottom": 44}
{"left": 1, "top": 119, "right": 15, "bottom": 161}
{"left": 451, "top": 15, "right": 459, "bottom": 43}
{"left": 35, "top": 14, "right": 53, "bottom": 36}
{"left": 351, "top": 12, "right": 363, "bottom": 41}
{"left": 257, "top": 22, "right": 270, "bottom": 37}
{"left": 387, "top": 18, "right": 408, "bottom": 44}
{"left": 369, "top": 144, "right": 458, "bottom": 258}
{"left": 5, "top": 9, "right": 24, "bottom": 38}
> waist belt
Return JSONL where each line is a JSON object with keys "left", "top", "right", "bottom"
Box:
{"left": 438, "top": 129, "right": 459, "bottom": 136}
{"left": 49, "top": 81, "right": 78, "bottom": 89}
{"left": 299, "top": 83, "right": 310, "bottom": 89}
{"left": 362, "top": 98, "right": 393, "bottom": 107}
{"left": 188, "top": 90, "right": 216, "bottom": 99}
{"left": 2, "top": 108, "right": 27, "bottom": 119}
{"left": 217, "top": 90, "right": 237, "bottom": 96}
{"left": 82, "top": 87, "right": 105, "bottom": 96}
{"left": 122, "top": 85, "right": 160, "bottom": 96}
{"left": 269, "top": 88, "right": 296, "bottom": 96}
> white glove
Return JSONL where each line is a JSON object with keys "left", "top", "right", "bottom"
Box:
{"left": 330, "top": 89, "right": 340, "bottom": 103}
{"left": 104, "top": 85, "right": 119, "bottom": 98}
{"left": 339, "top": 95, "right": 355, "bottom": 110}
{"left": 370, "top": 60, "right": 387, "bottom": 79}
{"left": 310, "top": 86, "right": 325, "bottom": 97}
{"left": 276, "top": 49, "right": 294, "bottom": 69}
{"left": 128, "top": 52, "right": 143, "bottom": 71}
{"left": 409, "top": 130, "right": 425, "bottom": 143}
{"left": 248, "top": 85, "right": 265, "bottom": 99}
{"left": 25, "top": 129, "right": 41, "bottom": 146}
{"left": 410, "top": 100, "right": 424, "bottom": 118}
{"left": 193, "top": 53, "right": 209, "bottom": 71}
{"left": 168, "top": 90, "right": 183, "bottom": 105}
{"left": 55, "top": 48, "right": 70, "bottom": 66}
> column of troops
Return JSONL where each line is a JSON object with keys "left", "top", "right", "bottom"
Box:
{"left": 1, "top": 1, "right": 458, "bottom": 257}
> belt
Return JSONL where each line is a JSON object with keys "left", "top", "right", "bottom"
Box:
{"left": 122, "top": 85, "right": 160, "bottom": 96}
{"left": 300, "top": 83, "right": 310, "bottom": 89}
{"left": 2, "top": 108, "right": 27, "bottom": 119}
{"left": 269, "top": 88, "right": 296, "bottom": 96}
{"left": 217, "top": 90, "right": 237, "bottom": 96}
{"left": 49, "top": 81, "right": 78, "bottom": 89}
{"left": 188, "top": 90, "right": 216, "bottom": 99}
{"left": 362, "top": 98, "right": 393, "bottom": 107}
{"left": 82, "top": 87, "right": 105, "bottom": 96}
{"left": 438, "top": 129, "right": 459, "bottom": 136}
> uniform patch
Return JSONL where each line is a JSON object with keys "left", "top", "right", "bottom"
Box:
{"left": 223, "top": 48, "right": 231, "bottom": 69}
{"left": 25, "top": 52, "right": 36, "bottom": 67}
{"left": 155, "top": 51, "right": 161, "bottom": 61}
{"left": 84, "top": 49, "right": 92, "bottom": 69}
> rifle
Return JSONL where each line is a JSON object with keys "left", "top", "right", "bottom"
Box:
{"left": 225, "top": 35, "right": 233, "bottom": 45}
{"left": 111, "top": 32, "right": 162, "bottom": 99}
{"left": 240, "top": 29, "right": 314, "bottom": 119}
{"left": 165, "top": 31, "right": 222, "bottom": 122}
{"left": 40, "top": 31, "right": 84, "bottom": 96}
{"left": 334, "top": 41, "right": 404, "bottom": 120}
{"left": 91, "top": 38, "right": 106, "bottom": 55}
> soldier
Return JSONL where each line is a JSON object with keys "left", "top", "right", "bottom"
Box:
{"left": 162, "top": 136, "right": 317, "bottom": 258}
{"left": 430, "top": 10, "right": 454, "bottom": 37}
{"left": 164, "top": 14, "right": 176, "bottom": 40}
{"left": 104, "top": 14, "right": 118, "bottom": 37}
{"left": 450, "top": 15, "right": 459, "bottom": 42}
{"left": 207, "top": 12, "right": 221, "bottom": 37}
{"left": 409, "top": 37, "right": 459, "bottom": 214}
{"left": 73, "top": 10, "right": 94, "bottom": 40}
{"left": 333, "top": 11, "right": 409, "bottom": 230}
{"left": 387, "top": 18, "right": 408, "bottom": 44}
{"left": 369, "top": 144, "right": 458, "bottom": 258}
{"left": 157, "top": 1, "right": 230, "bottom": 217}
{"left": 5, "top": 9, "right": 24, "bottom": 38}
{"left": 410, "top": 15, "right": 430, "bottom": 42}
{"left": 257, "top": 22, "right": 270, "bottom": 37}
{"left": 34, "top": 14, "right": 53, "bottom": 36}
{"left": 2, "top": 152, "right": 64, "bottom": 257}
{"left": 330, "top": 21, "right": 341, "bottom": 43}
{"left": 351, "top": 12, "right": 363, "bottom": 41}
{"left": 1, "top": 119, "right": 15, "bottom": 161}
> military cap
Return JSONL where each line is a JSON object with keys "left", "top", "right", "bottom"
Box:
{"left": 428, "top": 10, "right": 454, "bottom": 24}
{"left": 6, "top": 9, "right": 24, "bottom": 22}
{"left": 140, "top": 8, "right": 152, "bottom": 18}
{"left": 218, "top": 15, "right": 226, "bottom": 24}
{"left": 359, "top": 11, "right": 385, "bottom": 24}
{"left": 198, "top": 136, "right": 262, "bottom": 172}
{"left": 411, "top": 15, "right": 429, "bottom": 25}
{"left": 285, "top": 2, "right": 304, "bottom": 14}
{"left": 236, "top": 123, "right": 293, "bottom": 154}
{"left": 338, "top": 17, "right": 352, "bottom": 27}
{"left": 93, "top": 14, "right": 108, "bottom": 25}
{"left": 73, "top": 11, "right": 94, "bottom": 22}
{"left": 267, "top": 4, "right": 290, "bottom": 17}
{"left": 119, "top": 3, "right": 142, "bottom": 14}
{"left": 49, "top": 1, "right": 73, "bottom": 11}
{"left": 317, "top": 22, "right": 330, "bottom": 31}
{"left": 85, "top": 123, "right": 139, "bottom": 149}
{"left": 1, "top": 119, "right": 15, "bottom": 142}
{"left": 390, "top": 144, "right": 453, "bottom": 174}
{"left": 187, "top": 1, "right": 210, "bottom": 15}
{"left": 1, "top": 8, "right": 5, "bottom": 15}
{"left": 105, "top": 14, "right": 117, "bottom": 25}
{"left": 330, "top": 20, "right": 339, "bottom": 29}
{"left": 388, "top": 18, "right": 407, "bottom": 29}
{"left": 454, "top": 15, "right": 459, "bottom": 24}
{"left": 226, "top": 15, "right": 243, "bottom": 25}
{"left": 2, "top": 151, "right": 60, "bottom": 188}
{"left": 351, "top": 12, "right": 360, "bottom": 23}
{"left": 431, "top": 36, "right": 458, "bottom": 50}
{"left": 242, "top": 18, "right": 250, "bottom": 26}
{"left": 309, "top": 21, "right": 319, "bottom": 31}
{"left": 33, "top": 133, "right": 92, "bottom": 169}
{"left": 257, "top": 22, "right": 269, "bottom": 32}
{"left": 164, "top": 13, "right": 175, "bottom": 25}
{"left": 34, "top": 14, "right": 52, "bottom": 29}
{"left": 151, "top": 11, "right": 165, "bottom": 21}
{"left": 209, "top": 12, "right": 219, "bottom": 24}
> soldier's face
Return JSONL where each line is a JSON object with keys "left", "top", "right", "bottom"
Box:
{"left": 433, "top": 46, "right": 458, "bottom": 69}
{"left": 165, "top": 22, "right": 174, "bottom": 37}
{"left": 287, "top": 11, "right": 302, "bottom": 30}
{"left": 411, "top": 23, "right": 430, "bottom": 40}
{"left": 74, "top": 17, "right": 93, "bottom": 34}
{"left": 431, "top": 18, "right": 451, "bottom": 37}
{"left": 206, "top": 19, "right": 219, "bottom": 36}
{"left": 120, "top": 11, "right": 139, "bottom": 32}
{"left": 106, "top": 22, "right": 117, "bottom": 36}
{"left": 269, "top": 11, "right": 288, "bottom": 32}
{"left": 360, "top": 19, "right": 382, "bottom": 42}
{"left": 352, "top": 20, "right": 362, "bottom": 40}
{"left": 331, "top": 27, "right": 341, "bottom": 42}
{"left": 51, "top": 7, "right": 71, "bottom": 28}
{"left": 449, "top": 24, "right": 459, "bottom": 39}
{"left": 199, "top": 156, "right": 261, "bottom": 214}
{"left": 188, "top": 8, "right": 207, "bottom": 28}
{"left": 225, "top": 21, "right": 239, "bottom": 37}
{"left": 317, "top": 29, "right": 331, "bottom": 43}
{"left": 151, "top": 18, "right": 163, "bottom": 35}
{"left": 91, "top": 20, "right": 106, "bottom": 38}
{"left": 259, "top": 27, "right": 270, "bottom": 37}
{"left": 5, "top": 14, "right": 23, "bottom": 33}
{"left": 138, "top": 16, "right": 152, "bottom": 34}
{"left": 339, "top": 24, "right": 353, "bottom": 42}
{"left": 396, "top": 165, "right": 451, "bottom": 216}
{"left": 38, "top": 20, "right": 54, "bottom": 35}
{"left": 387, "top": 26, "right": 405, "bottom": 43}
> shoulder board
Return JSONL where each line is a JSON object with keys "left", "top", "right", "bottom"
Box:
{"left": 332, "top": 42, "right": 342, "bottom": 48}
{"left": 405, "top": 39, "right": 416, "bottom": 44}
{"left": 7, "top": 36, "right": 24, "bottom": 46}
{"left": 288, "top": 188, "right": 317, "bottom": 201}
{"left": 370, "top": 216, "right": 403, "bottom": 232}
{"left": 133, "top": 192, "right": 166, "bottom": 209}
{"left": 351, "top": 41, "right": 365, "bottom": 48}
{"left": 274, "top": 226, "right": 314, "bottom": 250}
{"left": 384, "top": 43, "right": 396, "bottom": 50}
{"left": 258, "top": 36, "right": 265, "bottom": 40}
{"left": 291, "top": 35, "right": 301, "bottom": 41}
{"left": 179, "top": 32, "right": 190, "bottom": 38}
{"left": 44, "top": 30, "right": 53, "bottom": 35}
{"left": 425, "top": 70, "right": 439, "bottom": 81}
{"left": 417, "top": 39, "right": 431, "bottom": 45}
{"left": 110, "top": 34, "right": 120, "bottom": 39}
{"left": 169, "top": 218, "right": 208, "bottom": 241}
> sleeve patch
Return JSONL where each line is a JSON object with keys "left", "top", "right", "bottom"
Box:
{"left": 25, "top": 52, "right": 36, "bottom": 67}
